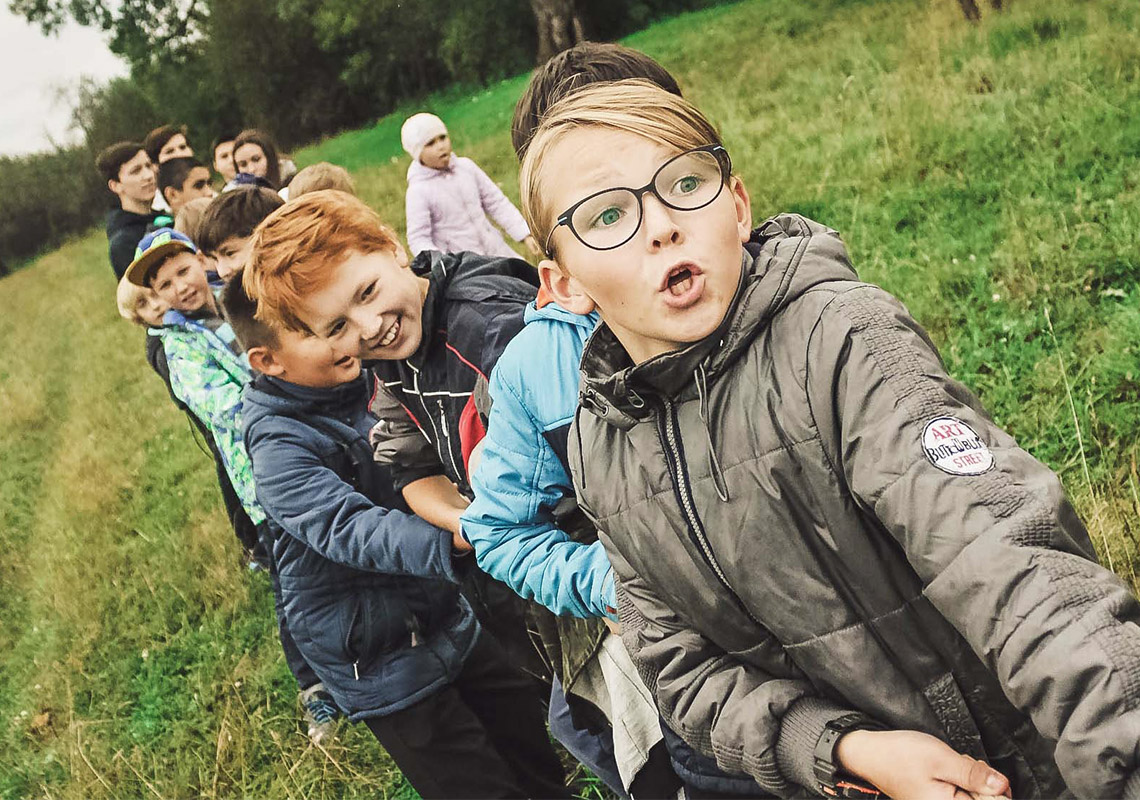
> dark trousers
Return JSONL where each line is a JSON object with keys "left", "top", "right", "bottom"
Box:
{"left": 364, "top": 631, "right": 570, "bottom": 799}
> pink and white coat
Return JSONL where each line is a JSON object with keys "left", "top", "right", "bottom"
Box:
{"left": 404, "top": 156, "right": 531, "bottom": 259}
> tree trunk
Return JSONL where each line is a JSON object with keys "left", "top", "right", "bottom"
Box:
{"left": 530, "top": 0, "right": 586, "bottom": 64}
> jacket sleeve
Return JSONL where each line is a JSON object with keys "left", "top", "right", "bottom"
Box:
{"left": 471, "top": 161, "right": 531, "bottom": 242}
{"left": 369, "top": 381, "right": 445, "bottom": 492}
{"left": 461, "top": 362, "right": 616, "bottom": 619}
{"left": 610, "top": 563, "right": 861, "bottom": 795}
{"left": 166, "top": 341, "right": 263, "bottom": 524}
{"left": 247, "top": 415, "right": 456, "bottom": 581}
{"left": 404, "top": 183, "right": 435, "bottom": 257}
{"left": 807, "top": 284, "right": 1140, "bottom": 798}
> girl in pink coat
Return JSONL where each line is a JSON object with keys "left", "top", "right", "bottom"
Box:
{"left": 401, "top": 113, "right": 541, "bottom": 260}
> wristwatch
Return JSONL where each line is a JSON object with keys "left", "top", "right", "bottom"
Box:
{"left": 813, "top": 713, "right": 884, "bottom": 798}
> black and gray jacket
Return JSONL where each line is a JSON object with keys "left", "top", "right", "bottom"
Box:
{"left": 570, "top": 213, "right": 1140, "bottom": 797}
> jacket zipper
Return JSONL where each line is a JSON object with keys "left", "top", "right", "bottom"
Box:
{"left": 659, "top": 397, "right": 761, "bottom": 626}
{"left": 436, "top": 399, "right": 463, "bottom": 480}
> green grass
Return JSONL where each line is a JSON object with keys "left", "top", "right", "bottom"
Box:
{"left": 3, "top": 0, "right": 1140, "bottom": 794}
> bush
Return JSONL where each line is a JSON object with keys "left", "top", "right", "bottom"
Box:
{"left": 0, "top": 147, "right": 108, "bottom": 270}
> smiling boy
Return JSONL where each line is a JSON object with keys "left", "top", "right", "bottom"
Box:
{"left": 518, "top": 80, "right": 1140, "bottom": 799}
{"left": 233, "top": 208, "right": 569, "bottom": 797}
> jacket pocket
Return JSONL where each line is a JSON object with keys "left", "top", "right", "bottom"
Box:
{"left": 344, "top": 591, "right": 414, "bottom": 669}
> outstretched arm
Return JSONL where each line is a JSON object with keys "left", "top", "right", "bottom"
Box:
{"left": 808, "top": 283, "right": 1140, "bottom": 798}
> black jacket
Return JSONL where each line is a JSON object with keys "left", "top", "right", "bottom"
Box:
{"left": 106, "top": 207, "right": 158, "bottom": 279}
{"left": 369, "top": 249, "right": 538, "bottom": 495}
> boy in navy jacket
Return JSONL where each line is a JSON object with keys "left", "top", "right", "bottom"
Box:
{"left": 227, "top": 225, "right": 567, "bottom": 798}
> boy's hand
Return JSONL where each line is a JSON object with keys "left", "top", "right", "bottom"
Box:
{"left": 452, "top": 531, "right": 474, "bottom": 554}
{"left": 836, "top": 729, "right": 1010, "bottom": 800}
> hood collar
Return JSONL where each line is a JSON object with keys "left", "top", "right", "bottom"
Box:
{"left": 578, "top": 214, "right": 857, "bottom": 427}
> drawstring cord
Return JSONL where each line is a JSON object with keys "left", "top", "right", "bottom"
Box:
{"left": 696, "top": 362, "right": 730, "bottom": 502}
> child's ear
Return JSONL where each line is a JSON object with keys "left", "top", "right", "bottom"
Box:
{"left": 394, "top": 243, "right": 409, "bottom": 268}
{"left": 246, "top": 346, "right": 283, "bottom": 376}
{"left": 538, "top": 259, "right": 595, "bottom": 316}
{"left": 163, "top": 185, "right": 178, "bottom": 206}
{"left": 729, "top": 175, "right": 753, "bottom": 243}
{"left": 108, "top": 178, "right": 121, "bottom": 196}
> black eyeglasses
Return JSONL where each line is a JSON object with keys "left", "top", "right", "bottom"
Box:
{"left": 543, "top": 145, "right": 731, "bottom": 257}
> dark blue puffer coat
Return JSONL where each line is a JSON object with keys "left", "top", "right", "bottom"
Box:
{"left": 242, "top": 372, "right": 478, "bottom": 720}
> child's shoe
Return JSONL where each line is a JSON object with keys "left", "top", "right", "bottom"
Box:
{"left": 299, "top": 683, "right": 340, "bottom": 745}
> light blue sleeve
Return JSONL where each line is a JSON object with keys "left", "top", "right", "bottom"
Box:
{"left": 461, "top": 346, "right": 616, "bottom": 619}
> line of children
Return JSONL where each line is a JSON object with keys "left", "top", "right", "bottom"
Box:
{"left": 231, "top": 198, "right": 569, "bottom": 799}
{"left": 116, "top": 190, "right": 341, "bottom": 746}
{"left": 105, "top": 46, "right": 1140, "bottom": 798}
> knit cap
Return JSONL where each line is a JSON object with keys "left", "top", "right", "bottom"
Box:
{"left": 401, "top": 113, "right": 448, "bottom": 162}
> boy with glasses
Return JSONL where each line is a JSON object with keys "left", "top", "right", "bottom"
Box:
{"left": 517, "top": 79, "right": 1140, "bottom": 798}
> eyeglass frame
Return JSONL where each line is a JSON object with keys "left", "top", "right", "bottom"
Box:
{"left": 542, "top": 144, "right": 733, "bottom": 258}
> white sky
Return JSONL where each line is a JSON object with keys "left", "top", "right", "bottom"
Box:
{"left": 0, "top": 10, "right": 126, "bottom": 156}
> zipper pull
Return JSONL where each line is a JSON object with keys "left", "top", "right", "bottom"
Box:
{"left": 352, "top": 661, "right": 360, "bottom": 680}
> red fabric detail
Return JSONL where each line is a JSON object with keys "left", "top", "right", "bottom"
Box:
{"left": 444, "top": 342, "right": 487, "bottom": 379}
{"left": 458, "top": 395, "right": 486, "bottom": 475}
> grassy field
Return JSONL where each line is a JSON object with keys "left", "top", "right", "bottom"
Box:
{"left": 2, "top": 0, "right": 1139, "bottom": 795}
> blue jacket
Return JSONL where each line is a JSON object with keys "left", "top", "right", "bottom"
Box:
{"left": 461, "top": 302, "right": 616, "bottom": 620}
{"left": 242, "top": 372, "right": 477, "bottom": 720}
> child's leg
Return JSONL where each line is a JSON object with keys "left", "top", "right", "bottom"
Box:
{"left": 362, "top": 677, "right": 529, "bottom": 799}
{"left": 453, "top": 632, "right": 572, "bottom": 799}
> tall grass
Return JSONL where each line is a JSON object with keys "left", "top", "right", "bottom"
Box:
{"left": 2, "top": 0, "right": 1139, "bottom": 795}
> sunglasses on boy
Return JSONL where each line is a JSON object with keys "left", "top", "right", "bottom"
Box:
{"left": 543, "top": 144, "right": 732, "bottom": 258}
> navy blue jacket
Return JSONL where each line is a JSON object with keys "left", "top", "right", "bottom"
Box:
{"left": 242, "top": 372, "right": 477, "bottom": 719}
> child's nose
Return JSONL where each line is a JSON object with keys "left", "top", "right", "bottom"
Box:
{"left": 641, "top": 193, "right": 683, "bottom": 250}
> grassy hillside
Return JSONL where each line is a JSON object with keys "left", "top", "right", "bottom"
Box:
{"left": 3, "top": 0, "right": 1139, "bottom": 796}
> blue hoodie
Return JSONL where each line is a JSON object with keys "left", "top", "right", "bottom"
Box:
{"left": 461, "top": 302, "right": 617, "bottom": 620}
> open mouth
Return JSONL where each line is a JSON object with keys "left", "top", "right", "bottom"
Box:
{"left": 376, "top": 316, "right": 400, "bottom": 348}
{"left": 666, "top": 268, "right": 694, "bottom": 297}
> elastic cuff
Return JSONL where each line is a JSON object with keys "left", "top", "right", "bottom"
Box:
{"left": 774, "top": 696, "right": 861, "bottom": 793}
{"left": 599, "top": 567, "right": 618, "bottom": 620}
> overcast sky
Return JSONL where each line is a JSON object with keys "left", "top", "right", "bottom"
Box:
{"left": 0, "top": 10, "right": 126, "bottom": 156}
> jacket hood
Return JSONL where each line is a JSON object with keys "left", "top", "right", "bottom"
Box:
{"left": 242, "top": 373, "right": 371, "bottom": 433}
{"left": 579, "top": 214, "right": 856, "bottom": 427}
{"left": 405, "top": 250, "right": 538, "bottom": 368}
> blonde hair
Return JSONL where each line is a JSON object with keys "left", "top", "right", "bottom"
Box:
{"left": 116, "top": 273, "right": 160, "bottom": 326}
{"left": 243, "top": 190, "right": 400, "bottom": 331}
{"left": 288, "top": 162, "right": 357, "bottom": 199}
{"left": 174, "top": 196, "right": 214, "bottom": 242}
{"left": 519, "top": 79, "right": 723, "bottom": 253}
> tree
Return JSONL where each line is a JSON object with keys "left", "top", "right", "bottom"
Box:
{"left": 530, "top": 0, "right": 586, "bottom": 63}
{"left": 9, "top": 0, "right": 206, "bottom": 69}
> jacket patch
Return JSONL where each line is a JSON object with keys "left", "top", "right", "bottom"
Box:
{"left": 922, "top": 417, "right": 994, "bottom": 475}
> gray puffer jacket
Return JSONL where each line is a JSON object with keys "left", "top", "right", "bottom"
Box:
{"left": 569, "top": 213, "right": 1140, "bottom": 798}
